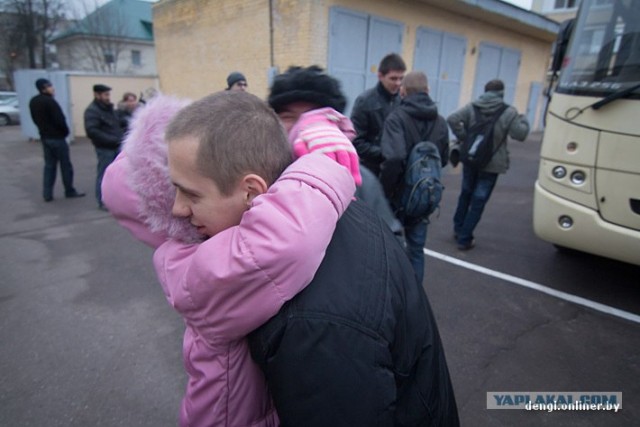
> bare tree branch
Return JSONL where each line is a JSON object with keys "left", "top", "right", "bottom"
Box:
{"left": 60, "top": 0, "right": 131, "bottom": 73}
{"left": 0, "top": 0, "right": 68, "bottom": 69}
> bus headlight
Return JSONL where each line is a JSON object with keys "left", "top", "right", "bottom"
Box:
{"left": 552, "top": 166, "right": 567, "bottom": 179}
{"left": 570, "top": 170, "right": 586, "bottom": 185}
{"left": 559, "top": 215, "right": 573, "bottom": 229}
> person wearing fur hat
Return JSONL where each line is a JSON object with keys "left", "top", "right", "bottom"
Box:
{"left": 259, "top": 65, "right": 459, "bottom": 426}
{"left": 268, "top": 65, "right": 401, "bottom": 234}
{"left": 101, "top": 91, "right": 357, "bottom": 427}
{"left": 226, "top": 71, "right": 248, "bottom": 91}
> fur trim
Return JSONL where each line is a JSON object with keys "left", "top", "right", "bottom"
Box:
{"left": 123, "top": 94, "right": 204, "bottom": 243}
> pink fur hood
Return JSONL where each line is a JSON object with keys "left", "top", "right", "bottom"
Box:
{"left": 121, "top": 94, "right": 203, "bottom": 243}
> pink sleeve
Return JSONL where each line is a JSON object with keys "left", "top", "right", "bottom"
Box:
{"left": 102, "top": 152, "right": 167, "bottom": 249}
{"left": 153, "top": 154, "right": 355, "bottom": 346}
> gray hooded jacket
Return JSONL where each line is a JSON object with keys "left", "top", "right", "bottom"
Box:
{"left": 447, "top": 90, "right": 529, "bottom": 174}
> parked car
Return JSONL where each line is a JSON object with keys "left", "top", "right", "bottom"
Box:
{"left": 0, "top": 91, "right": 17, "bottom": 103}
{"left": 0, "top": 97, "right": 20, "bottom": 126}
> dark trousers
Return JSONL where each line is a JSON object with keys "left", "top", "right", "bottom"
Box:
{"left": 404, "top": 219, "right": 427, "bottom": 285}
{"left": 41, "top": 138, "right": 76, "bottom": 200}
{"left": 95, "top": 147, "right": 119, "bottom": 207}
{"left": 453, "top": 167, "right": 499, "bottom": 245}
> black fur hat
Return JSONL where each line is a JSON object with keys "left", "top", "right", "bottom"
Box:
{"left": 268, "top": 65, "right": 347, "bottom": 113}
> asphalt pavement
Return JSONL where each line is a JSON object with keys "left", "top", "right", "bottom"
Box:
{"left": 0, "top": 127, "right": 185, "bottom": 426}
{"left": 1, "top": 125, "right": 639, "bottom": 427}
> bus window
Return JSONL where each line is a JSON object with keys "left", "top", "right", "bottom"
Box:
{"left": 557, "top": 0, "right": 640, "bottom": 97}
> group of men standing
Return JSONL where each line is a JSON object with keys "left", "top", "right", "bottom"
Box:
{"left": 350, "top": 53, "right": 530, "bottom": 281}
{"left": 29, "top": 79, "right": 139, "bottom": 210}
{"left": 28, "top": 71, "right": 252, "bottom": 212}
{"left": 28, "top": 56, "right": 529, "bottom": 280}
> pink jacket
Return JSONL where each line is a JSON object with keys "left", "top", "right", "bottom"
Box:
{"left": 101, "top": 96, "right": 355, "bottom": 427}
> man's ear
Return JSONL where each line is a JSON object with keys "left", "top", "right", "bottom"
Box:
{"left": 241, "top": 174, "right": 268, "bottom": 206}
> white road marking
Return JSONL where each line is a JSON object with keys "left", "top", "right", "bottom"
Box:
{"left": 424, "top": 248, "right": 640, "bottom": 324}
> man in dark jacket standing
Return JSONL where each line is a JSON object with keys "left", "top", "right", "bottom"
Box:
{"left": 351, "top": 53, "right": 406, "bottom": 176}
{"left": 249, "top": 198, "right": 459, "bottom": 427}
{"left": 248, "top": 66, "right": 459, "bottom": 427}
{"left": 29, "top": 78, "right": 85, "bottom": 202}
{"left": 380, "top": 71, "right": 449, "bottom": 284}
{"left": 84, "top": 84, "right": 125, "bottom": 210}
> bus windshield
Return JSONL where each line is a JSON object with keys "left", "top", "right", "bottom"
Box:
{"left": 557, "top": 0, "right": 640, "bottom": 98}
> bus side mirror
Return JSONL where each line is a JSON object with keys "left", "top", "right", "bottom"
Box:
{"left": 550, "top": 18, "right": 575, "bottom": 74}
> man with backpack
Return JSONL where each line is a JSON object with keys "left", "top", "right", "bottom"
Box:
{"left": 447, "top": 79, "right": 530, "bottom": 250}
{"left": 380, "top": 71, "right": 449, "bottom": 284}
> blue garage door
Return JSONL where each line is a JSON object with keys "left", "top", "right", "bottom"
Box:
{"left": 328, "top": 6, "right": 403, "bottom": 115}
{"left": 413, "top": 27, "right": 466, "bottom": 120}
{"left": 472, "top": 43, "right": 521, "bottom": 105}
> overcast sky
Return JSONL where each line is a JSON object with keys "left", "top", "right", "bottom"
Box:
{"left": 504, "top": 0, "right": 533, "bottom": 9}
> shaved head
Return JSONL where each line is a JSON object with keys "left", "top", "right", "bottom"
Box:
{"left": 402, "top": 71, "right": 429, "bottom": 95}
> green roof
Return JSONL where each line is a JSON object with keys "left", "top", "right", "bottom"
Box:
{"left": 52, "top": 0, "right": 153, "bottom": 42}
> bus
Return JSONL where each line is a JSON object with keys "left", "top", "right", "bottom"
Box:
{"left": 533, "top": 0, "right": 640, "bottom": 266}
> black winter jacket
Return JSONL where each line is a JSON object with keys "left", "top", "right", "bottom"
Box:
{"left": 29, "top": 93, "right": 69, "bottom": 139}
{"left": 84, "top": 100, "right": 125, "bottom": 149}
{"left": 351, "top": 82, "right": 401, "bottom": 176}
{"left": 379, "top": 92, "right": 449, "bottom": 202}
{"left": 249, "top": 200, "right": 459, "bottom": 427}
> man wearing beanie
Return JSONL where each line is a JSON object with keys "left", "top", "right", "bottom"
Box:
{"left": 84, "top": 83, "right": 125, "bottom": 211}
{"left": 248, "top": 65, "right": 459, "bottom": 427}
{"left": 29, "top": 78, "right": 85, "bottom": 202}
{"left": 226, "top": 71, "right": 248, "bottom": 91}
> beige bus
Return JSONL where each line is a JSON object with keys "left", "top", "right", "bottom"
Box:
{"left": 533, "top": 0, "right": 640, "bottom": 266}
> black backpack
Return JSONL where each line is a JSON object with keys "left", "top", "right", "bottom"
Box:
{"left": 459, "top": 104, "right": 508, "bottom": 169}
{"left": 397, "top": 111, "right": 443, "bottom": 221}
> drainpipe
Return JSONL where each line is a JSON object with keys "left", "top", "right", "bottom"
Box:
{"left": 267, "top": 0, "right": 278, "bottom": 85}
{"left": 269, "top": 0, "right": 275, "bottom": 67}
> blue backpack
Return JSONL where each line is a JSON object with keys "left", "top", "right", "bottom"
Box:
{"left": 397, "top": 111, "right": 443, "bottom": 220}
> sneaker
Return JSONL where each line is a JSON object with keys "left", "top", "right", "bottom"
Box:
{"left": 44, "top": 196, "right": 53, "bottom": 202}
{"left": 66, "top": 192, "right": 86, "bottom": 199}
{"left": 457, "top": 240, "right": 475, "bottom": 251}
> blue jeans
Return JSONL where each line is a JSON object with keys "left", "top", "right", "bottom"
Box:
{"left": 95, "top": 147, "right": 119, "bottom": 206}
{"left": 41, "top": 138, "right": 76, "bottom": 200}
{"left": 404, "top": 218, "right": 427, "bottom": 285}
{"left": 453, "top": 167, "right": 499, "bottom": 245}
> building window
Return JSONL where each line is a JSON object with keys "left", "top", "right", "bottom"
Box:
{"left": 554, "top": 0, "right": 579, "bottom": 10}
{"left": 104, "top": 51, "right": 115, "bottom": 64}
{"left": 132, "top": 50, "right": 141, "bottom": 66}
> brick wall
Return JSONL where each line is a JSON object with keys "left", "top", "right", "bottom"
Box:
{"left": 153, "top": 0, "right": 554, "bottom": 127}
{"left": 154, "top": 0, "right": 271, "bottom": 98}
